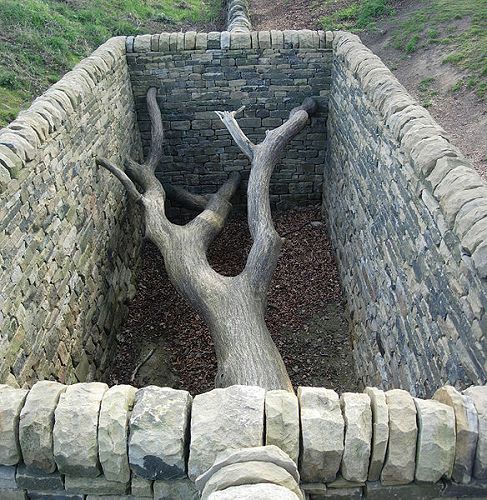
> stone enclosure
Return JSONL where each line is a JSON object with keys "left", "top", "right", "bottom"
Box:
{"left": 0, "top": 1, "right": 487, "bottom": 497}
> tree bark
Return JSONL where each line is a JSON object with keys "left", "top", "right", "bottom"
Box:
{"left": 97, "top": 88, "right": 317, "bottom": 391}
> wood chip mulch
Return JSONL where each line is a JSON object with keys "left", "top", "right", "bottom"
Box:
{"left": 104, "top": 207, "right": 359, "bottom": 394}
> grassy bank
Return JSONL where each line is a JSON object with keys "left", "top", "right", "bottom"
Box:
{"left": 321, "top": 0, "right": 487, "bottom": 97}
{"left": 0, "top": 0, "right": 221, "bottom": 126}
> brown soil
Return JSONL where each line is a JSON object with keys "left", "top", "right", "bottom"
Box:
{"left": 104, "top": 208, "right": 359, "bottom": 395}
{"left": 250, "top": 0, "right": 487, "bottom": 177}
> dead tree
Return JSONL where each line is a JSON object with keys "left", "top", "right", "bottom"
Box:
{"left": 97, "top": 88, "right": 317, "bottom": 391}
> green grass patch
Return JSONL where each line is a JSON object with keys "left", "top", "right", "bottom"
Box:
{"left": 389, "top": 0, "right": 487, "bottom": 97}
{"left": 0, "top": 0, "right": 221, "bottom": 126}
{"left": 321, "top": 0, "right": 392, "bottom": 31}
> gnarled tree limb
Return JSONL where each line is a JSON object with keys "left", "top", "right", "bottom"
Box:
{"left": 97, "top": 86, "right": 317, "bottom": 392}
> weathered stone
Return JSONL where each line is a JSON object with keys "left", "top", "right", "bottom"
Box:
{"left": 0, "top": 385, "right": 28, "bottom": 465}
{"left": 201, "top": 461, "right": 303, "bottom": 500}
{"left": 413, "top": 397, "right": 455, "bottom": 482}
{"left": 298, "top": 387, "right": 344, "bottom": 482}
{"left": 265, "top": 390, "right": 300, "bottom": 463}
{"left": 340, "top": 393, "right": 372, "bottom": 482}
{"left": 188, "top": 385, "right": 265, "bottom": 481}
{"left": 433, "top": 385, "right": 479, "bottom": 483}
{"left": 364, "top": 387, "right": 388, "bottom": 481}
{"left": 28, "top": 493, "right": 83, "bottom": 500}
{"left": 196, "top": 445, "right": 299, "bottom": 491}
{"left": 99, "top": 384, "right": 137, "bottom": 483}
{"left": 129, "top": 386, "right": 192, "bottom": 480}
{"left": 0, "top": 490, "right": 27, "bottom": 500}
{"left": 154, "top": 478, "right": 199, "bottom": 499}
{"left": 324, "top": 487, "right": 362, "bottom": 499}
{"left": 53, "top": 382, "right": 108, "bottom": 477}
{"left": 64, "top": 474, "right": 128, "bottom": 495}
{"left": 0, "top": 465, "right": 16, "bottom": 489}
{"left": 19, "top": 381, "right": 66, "bottom": 473}
{"left": 207, "top": 483, "right": 300, "bottom": 499}
{"left": 464, "top": 385, "right": 487, "bottom": 479}
{"left": 365, "top": 480, "right": 443, "bottom": 499}
{"left": 15, "top": 464, "right": 64, "bottom": 491}
{"left": 131, "top": 475, "right": 152, "bottom": 497}
{"left": 381, "top": 389, "right": 417, "bottom": 485}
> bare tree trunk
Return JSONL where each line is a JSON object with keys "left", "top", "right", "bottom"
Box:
{"left": 97, "top": 88, "right": 317, "bottom": 391}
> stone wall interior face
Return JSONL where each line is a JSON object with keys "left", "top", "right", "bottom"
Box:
{"left": 324, "top": 31, "right": 487, "bottom": 397}
{"left": 1, "top": 382, "right": 487, "bottom": 499}
{"left": 0, "top": 36, "right": 142, "bottom": 388}
{"left": 126, "top": 29, "right": 331, "bottom": 219}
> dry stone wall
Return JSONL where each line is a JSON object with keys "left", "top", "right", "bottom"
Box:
{"left": 324, "top": 32, "right": 487, "bottom": 397}
{"left": 126, "top": 30, "right": 331, "bottom": 218}
{"left": 1, "top": 382, "right": 487, "bottom": 499}
{"left": 0, "top": 37, "right": 143, "bottom": 388}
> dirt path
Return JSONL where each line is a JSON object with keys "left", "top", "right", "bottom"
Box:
{"left": 104, "top": 208, "right": 359, "bottom": 395}
{"left": 250, "top": 0, "right": 487, "bottom": 177}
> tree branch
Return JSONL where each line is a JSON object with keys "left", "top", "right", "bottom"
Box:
{"left": 163, "top": 184, "right": 210, "bottom": 211}
{"left": 244, "top": 98, "right": 318, "bottom": 294}
{"left": 215, "top": 106, "right": 255, "bottom": 160}
{"left": 189, "top": 172, "right": 241, "bottom": 247}
{"left": 144, "top": 87, "right": 164, "bottom": 172}
{"left": 96, "top": 157, "right": 143, "bottom": 203}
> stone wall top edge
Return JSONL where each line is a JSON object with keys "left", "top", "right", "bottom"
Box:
{"left": 332, "top": 30, "right": 487, "bottom": 279}
{"left": 0, "top": 36, "right": 128, "bottom": 183}
{"left": 127, "top": 30, "right": 335, "bottom": 53}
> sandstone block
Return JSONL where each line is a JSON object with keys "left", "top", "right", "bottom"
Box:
{"left": 433, "top": 385, "right": 478, "bottom": 483}
{"left": 414, "top": 398, "right": 455, "bottom": 482}
{"left": 15, "top": 464, "right": 64, "bottom": 491}
{"left": 208, "top": 483, "right": 300, "bottom": 499}
{"left": 64, "top": 474, "right": 128, "bottom": 495}
{"left": 364, "top": 387, "right": 388, "bottom": 481}
{"left": 464, "top": 385, "right": 487, "bottom": 479}
{"left": 381, "top": 389, "right": 417, "bottom": 485}
{"left": 19, "top": 381, "right": 66, "bottom": 473}
{"left": 265, "top": 390, "right": 300, "bottom": 463}
{"left": 131, "top": 475, "right": 153, "bottom": 497}
{"left": 298, "top": 387, "right": 344, "bottom": 482}
{"left": 0, "top": 385, "right": 28, "bottom": 465}
{"left": 128, "top": 386, "right": 192, "bottom": 480}
{"left": 196, "top": 445, "right": 299, "bottom": 491}
{"left": 340, "top": 392, "right": 372, "bottom": 482}
{"left": 0, "top": 465, "right": 16, "bottom": 489}
{"left": 98, "top": 385, "right": 136, "bottom": 483}
{"left": 0, "top": 490, "right": 27, "bottom": 500}
{"left": 200, "top": 461, "right": 303, "bottom": 500}
{"left": 154, "top": 478, "right": 199, "bottom": 499}
{"left": 188, "top": 385, "right": 265, "bottom": 481}
{"left": 53, "top": 382, "right": 108, "bottom": 477}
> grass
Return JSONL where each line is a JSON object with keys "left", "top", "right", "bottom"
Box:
{"left": 321, "top": 0, "right": 486, "bottom": 98}
{"left": 321, "top": 0, "right": 393, "bottom": 31}
{"left": 417, "top": 77, "right": 438, "bottom": 108}
{"left": 0, "top": 0, "right": 221, "bottom": 126}
{"left": 389, "top": 0, "right": 487, "bottom": 97}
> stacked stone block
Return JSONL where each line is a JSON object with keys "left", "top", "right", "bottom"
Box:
{"left": 126, "top": 30, "right": 332, "bottom": 219}
{"left": 226, "top": 0, "right": 252, "bottom": 33}
{"left": 324, "top": 31, "right": 487, "bottom": 396}
{"left": 0, "top": 36, "right": 143, "bottom": 388}
{"left": 1, "top": 382, "right": 487, "bottom": 498}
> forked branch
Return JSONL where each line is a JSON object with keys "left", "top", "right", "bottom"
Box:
{"left": 215, "top": 106, "right": 255, "bottom": 160}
